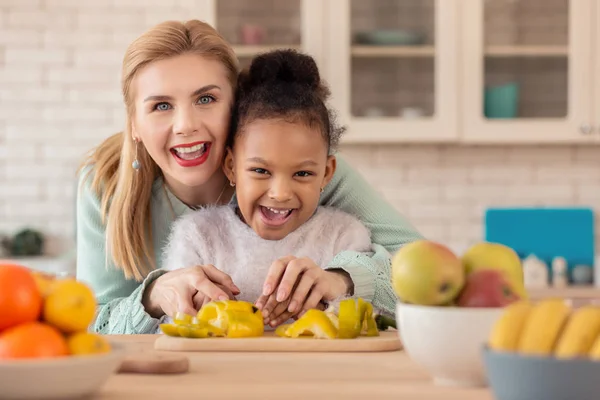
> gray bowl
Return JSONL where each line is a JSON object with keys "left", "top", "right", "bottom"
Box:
{"left": 482, "top": 346, "right": 600, "bottom": 400}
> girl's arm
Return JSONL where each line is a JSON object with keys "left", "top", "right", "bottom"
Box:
{"left": 76, "top": 168, "right": 166, "bottom": 334}
{"left": 321, "top": 156, "right": 425, "bottom": 316}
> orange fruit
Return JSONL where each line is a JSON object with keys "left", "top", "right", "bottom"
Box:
{"left": 43, "top": 280, "right": 96, "bottom": 333}
{"left": 0, "top": 322, "right": 69, "bottom": 359}
{"left": 67, "top": 332, "right": 111, "bottom": 355}
{"left": 0, "top": 264, "right": 43, "bottom": 332}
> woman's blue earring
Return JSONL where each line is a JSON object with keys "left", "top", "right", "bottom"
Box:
{"left": 132, "top": 138, "right": 141, "bottom": 170}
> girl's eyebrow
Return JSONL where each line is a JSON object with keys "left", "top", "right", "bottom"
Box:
{"left": 246, "top": 157, "right": 318, "bottom": 168}
{"left": 143, "top": 84, "right": 221, "bottom": 102}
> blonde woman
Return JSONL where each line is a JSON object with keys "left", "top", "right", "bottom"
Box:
{"left": 77, "top": 19, "right": 423, "bottom": 334}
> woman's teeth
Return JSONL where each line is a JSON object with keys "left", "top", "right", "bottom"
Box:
{"left": 173, "top": 143, "right": 207, "bottom": 160}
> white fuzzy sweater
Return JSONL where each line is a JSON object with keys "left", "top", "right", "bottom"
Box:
{"left": 161, "top": 205, "right": 374, "bottom": 305}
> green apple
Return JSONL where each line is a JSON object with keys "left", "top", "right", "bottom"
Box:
{"left": 391, "top": 240, "right": 465, "bottom": 306}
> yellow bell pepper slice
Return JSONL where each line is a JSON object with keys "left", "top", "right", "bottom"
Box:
{"left": 337, "top": 298, "right": 380, "bottom": 338}
{"left": 160, "top": 321, "right": 227, "bottom": 338}
{"left": 284, "top": 309, "right": 338, "bottom": 339}
{"left": 193, "top": 300, "right": 263, "bottom": 338}
{"left": 337, "top": 299, "right": 362, "bottom": 338}
{"left": 223, "top": 309, "right": 264, "bottom": 338}
{"left": 172, "top": 312, "right": 194, "bottom": 325}
{"left": 275, "top": 323, "right": 293, "bottom": 337}
{"left": 197, "top": 300, "right": 255, "bottom": 327}
{"left": 160, "top": 323, "right": 181, "bottom": 337}
{"left": 359, "top": 299, "right": 379, "bottom": 337}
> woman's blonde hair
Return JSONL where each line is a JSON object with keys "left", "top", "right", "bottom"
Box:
{"left": 79, "top": 20, "right": 239, "bottom": 281}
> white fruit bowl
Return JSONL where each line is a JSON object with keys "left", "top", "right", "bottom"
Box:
{"left": 0, "top": 343, "right": 126, "bottom": 399}
{"left": 395, "top": 302, "right": 503, "bottom": 387}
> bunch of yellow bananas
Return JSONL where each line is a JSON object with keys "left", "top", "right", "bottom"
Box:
{"left": 488, "top": 298, "right": 600, "bottom": 360}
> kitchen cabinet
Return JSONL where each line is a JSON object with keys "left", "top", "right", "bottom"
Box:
{"left": 201, "top": 0, "right": 600, "bottom": 144}
{"left": 197, "top": 0, "right": 325, "bottom": 73}
{"left": 323, "top": 0, "right": 459, "bottom": 143}
{"left": 461, "top": 0, "right": 596, "bottom": 144}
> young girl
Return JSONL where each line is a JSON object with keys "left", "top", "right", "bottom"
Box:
{"left": 162, "top": 49, "right": 396, "bottom": 326}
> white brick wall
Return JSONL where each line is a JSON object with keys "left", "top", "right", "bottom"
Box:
{"left": 340, "top": 145, "right": 600, "bottom": 255}
{"left": 1, "top": 1, "right": 598, "bottom": 259}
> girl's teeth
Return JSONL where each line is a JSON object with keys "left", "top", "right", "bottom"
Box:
{"left": 268, "top": 208, "right": 291, "bottom": 214}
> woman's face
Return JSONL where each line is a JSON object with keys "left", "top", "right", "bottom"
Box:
{"left": 131, "top": 53, "right": 233, "bottom": 191}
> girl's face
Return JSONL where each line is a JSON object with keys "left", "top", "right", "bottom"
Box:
{"left": 131, "top": 53, "right": 233, "bottom": 193}
{"left": 224, "top": 119, "right": 336, "bottom": 241}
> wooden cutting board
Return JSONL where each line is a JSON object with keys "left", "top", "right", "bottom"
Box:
{"left": 154, "top": 331, "right": 402, "bottom": 352}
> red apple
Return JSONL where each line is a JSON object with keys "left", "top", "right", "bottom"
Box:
{"left": 456, "top": 269, "right": 521, "bottom": 308}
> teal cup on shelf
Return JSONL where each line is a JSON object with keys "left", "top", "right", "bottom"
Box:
{"left": 484, "top": 82, "right": 519, "bottom": 119}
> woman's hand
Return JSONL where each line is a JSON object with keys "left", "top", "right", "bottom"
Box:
{"left": 254, "top": 256, "right": 352, "bottom": 326}
{"left": 142, "top": 265, "right": 240, "bottom": 319}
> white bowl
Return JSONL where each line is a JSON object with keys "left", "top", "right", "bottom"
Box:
{"left": 0, "top": 343, "right": 126, "bottom": 399}
{"left": 396, "top": 302, "right": 503, "bottom": 387}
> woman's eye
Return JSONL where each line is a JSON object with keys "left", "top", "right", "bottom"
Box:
{"left": 295, "top": 171, "right": 312, "bottom": 177}
{"left": 197, "top": 95, "right": 214, "bottom": 104}
{"left": 154, "top": 102, "right": 171, "bottom": 111}
{"left": 252, "top": 168, "right": 268, "bottom": 175}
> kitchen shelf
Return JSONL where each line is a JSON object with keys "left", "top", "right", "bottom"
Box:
{"left": 232, "top": 45, "right": 302, "bottom": 57}
{"left": 484, "top": 45, "right": 569, "bottom": 57}
{"left": 527, "top": 285, "right": 600, "bottom": 300}
{"left": 351, "top": 45, "right": 435, "bottom": 57}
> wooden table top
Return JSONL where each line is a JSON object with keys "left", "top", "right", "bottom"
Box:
{"left": 92, "top": 334, "right": 494, "bottom": 400}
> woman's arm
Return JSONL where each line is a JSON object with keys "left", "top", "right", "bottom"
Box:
{"left": 76, "top": 167, "right": 166, "bottom": 334}
{"left": 321, "top": 156, "right": 425, "bottom": 316}
{"left": 321, "top": 155, "right": 424, "bottom": 255}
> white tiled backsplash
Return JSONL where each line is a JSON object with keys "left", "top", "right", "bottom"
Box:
{"left": 1, "top": 1, "right": 598, "bottom": 257}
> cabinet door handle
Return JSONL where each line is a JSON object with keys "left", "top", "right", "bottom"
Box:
{"left": 580, "top": 124, "right": 594, "bottom": 134}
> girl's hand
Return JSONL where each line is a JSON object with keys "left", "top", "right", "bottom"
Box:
{"left": 143, "top": 265, "right": 240, "bottom": 319}
{"left": 255, "top": 256, "right": 352, "bottom": 326}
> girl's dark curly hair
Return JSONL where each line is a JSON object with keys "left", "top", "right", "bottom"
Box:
{"left": 228, "top": 49, "right": 346, "bottom": 154}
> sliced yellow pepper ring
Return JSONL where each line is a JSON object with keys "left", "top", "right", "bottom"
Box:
{"left": 196, "top": 300, "right": 256, "bottom": 326}
{"left": 358, "top": 299, "right": 379, "bottom": 337}
{"left": 275, "top": 323, "right": 292, "bottom": 337}
{"left": 160, "top": 322, "right": 226, "bottom": 338}
{"left": 284, "top": 309, "right": 338, "bottom": 339}
{"left": 172, "top": 312, "right": 194, "bottom": 325}
{"left": 337, "top": 299, "right": 362, "bottom": 338}
{"left": 223, "top": 309, "right": 264, "bottom": 338}
{"left": 160, "top": 323, "right": 181, "bottom": 337}
{"left": 337, "top": 298, "right": 380, "bottom": 338}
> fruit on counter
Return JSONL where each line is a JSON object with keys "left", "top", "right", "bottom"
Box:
{"left": 461, "top": 242, "right": 527, "bottom": 299}
{"left": 589, "top": 332, "right": 600, "bottom": 360}
{"left": 456, "top": 269, "right": 521, "bottom": 308}
{"left": 554, "top": 305, "right": 600, "bottom": 359}
{"left": 391, "top": 240, "right": 465, "bottom": 306}
{"left": 160, "top": 300, "right": 263, "bottom": 338}
{"left": 518, "top": 298, "right": 570, "bottom": 355}
{"left": 487, "top": 298, "right": 600, "bottom": 361}
{"left": 0, "top": 264, "right": 43, "bottom": 332}
{"left": 43, "top": 279, "right": 97, "bottom": 334}
{"left": 488, "top": 300, "right": 533, "bottom": 351}
{"left": 277, "top": 298, "right": 381, "bottom": 339}
{"left": 67, "top": 332, "right": 112, "bottom": 356}
{"left": 0, "top": 322, "right": 69, "bottom": 359}
{"left": 0, "top": 263, "right": 112, "bottom": 360}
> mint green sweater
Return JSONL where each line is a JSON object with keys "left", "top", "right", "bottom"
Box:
{"left": 76, "top": 156, "right": 423, "bottom": 334}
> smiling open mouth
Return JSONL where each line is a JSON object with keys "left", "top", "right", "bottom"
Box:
{"left": 170, "top": 142, "right": 211, "bottom": 167}
{"left": 259, "top": 206, "right": 294, "bottom": 226}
